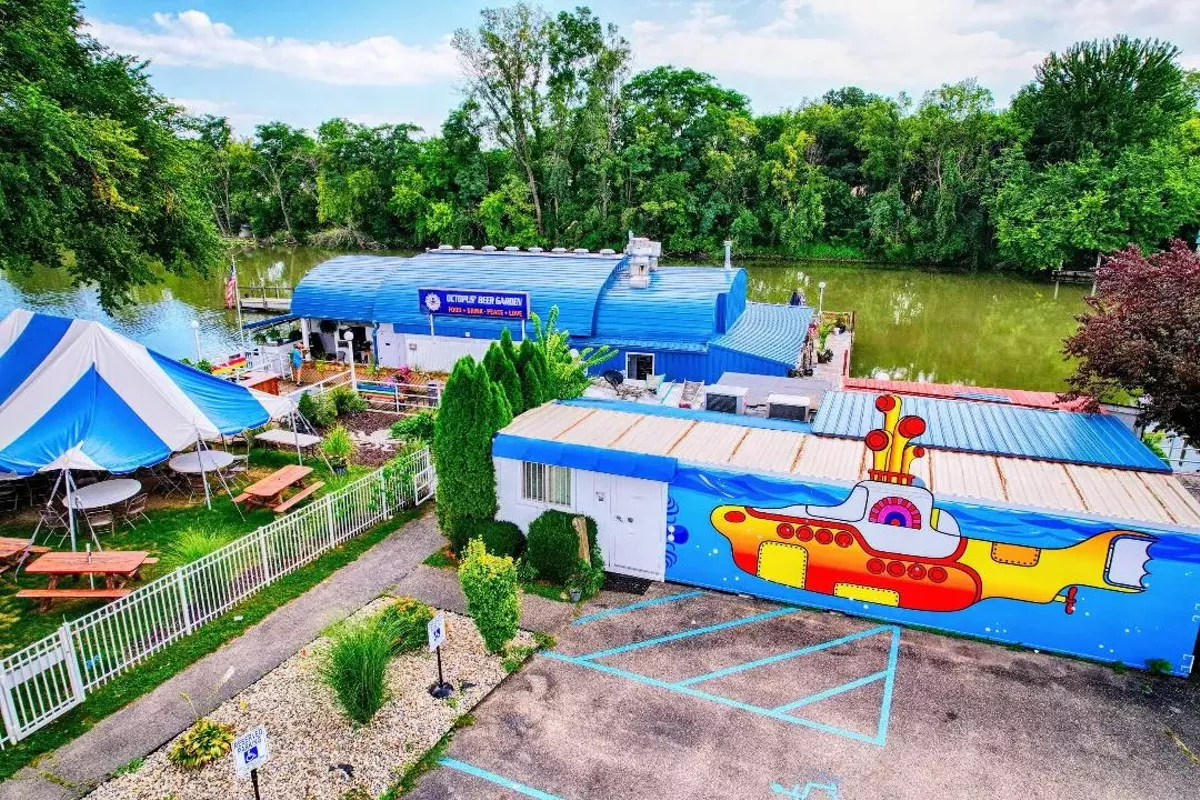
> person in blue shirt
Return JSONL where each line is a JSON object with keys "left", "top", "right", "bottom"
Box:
{"left": 290, "top": 344, "right": 303, "bottom": 384}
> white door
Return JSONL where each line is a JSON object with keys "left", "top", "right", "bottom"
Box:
{"left": 609, "top": 477, "right": 665, "bottom": 579}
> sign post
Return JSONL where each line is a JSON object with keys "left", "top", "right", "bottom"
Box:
{"left": 427, "top": 611, "right": 453, "bottom": 699}
{"left": 232, "top": 724, "right": 271, "bottom": 800}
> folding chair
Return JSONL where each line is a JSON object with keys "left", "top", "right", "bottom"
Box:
{"left": 121, "top": 493, "right": 150, "bottom": 529}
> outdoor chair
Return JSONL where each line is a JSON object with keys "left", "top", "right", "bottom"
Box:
{"left": 0, "top": 484, "right": 19, "bottom": 513}
{"left": 37, "top": 505, "right": 69, "bottom": 540}
{"left": 121, "top": 493, "right": 150, "bottom": 529}
{"left": 83, "top": 508, "right": 116, "bottom": 538}
{"left": 221, "top": 455, "right": 250, "bottom": 488}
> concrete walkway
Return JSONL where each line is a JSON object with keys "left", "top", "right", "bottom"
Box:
{"left": 392, "top": 564, "right": 577, "bottom": 634}
{"left": 1, "top": 514, "right": 445, "bottom": 800}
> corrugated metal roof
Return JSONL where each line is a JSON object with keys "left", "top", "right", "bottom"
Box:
{"left": 842, "top": 378, "right": 1087, "bottom": 411}
{"left": 812, "top": 390, "right": 1166, "bottom": 472}
{"left": 498, "top": 402, "right": 1200, "bottom": 529}
{"left": 593, "top": 266, "right": 741, "bottom": 343}
{"left": 291, "top": 255, "right": 395, "bottom": 322}
{"left": 711, "top": 303, "right": 813, "bottom": 368}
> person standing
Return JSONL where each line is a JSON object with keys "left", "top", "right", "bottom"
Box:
{"left": 291, "top": 343, "right": 304, "bottom": 385}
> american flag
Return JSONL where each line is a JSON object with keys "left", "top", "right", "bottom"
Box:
{"left": 224, "top": 261, "right": 238, "bottom": 309}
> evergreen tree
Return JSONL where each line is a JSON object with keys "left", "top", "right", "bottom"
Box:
{"left": 516, "top": 338, "right": 547, "bottom": 409}
{"left": 484, "top": 342, "right": 524, "bottom": 415}
{"left": 432, "top": 357, "right": 498, "bottom": 534}
{"left": 499, "top": 327, "right": 519, "bottom": 366}
{"left": 490, "top": 378, "right": 514, "bottom": 429}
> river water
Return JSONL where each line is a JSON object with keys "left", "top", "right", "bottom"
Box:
{"left": 0, "top": 247, "right": 1089, "bottom": 392}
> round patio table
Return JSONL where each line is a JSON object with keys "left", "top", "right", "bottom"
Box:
{"left": 63, "top": 479, "right": 142, "bottom": 510}
{"left": 168, "top": 451, "right": 235, "bottom": 474}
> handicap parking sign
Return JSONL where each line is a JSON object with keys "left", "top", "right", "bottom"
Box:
{"left": 232, "top": 724, "right": 270, "bottom": 777}
{"left": 427, "top": 612, "right": 446, "bottom": 652}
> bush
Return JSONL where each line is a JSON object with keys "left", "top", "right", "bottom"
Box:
{"left": 321, "top": 616, "right": 394, "bottom": 724}
{"left": 298, "top": 391, "right": 336, "bottom": 428}
{"left": 168, "top": 718, "right": 234, "bottom": 769}
{"left": 526, "top": 510, "right": 597, "bottom": 584}
{"left": 390, "top": 409, "right": 437, "bottom": 443}
{"left": 480, "top": 520, "right": 524, "bottom": 559}
{"left": 378, "top": 597, "right": 435, "bottom": 655}
{"left": 458, "top": 539, "right": 520, "bottom": 653}
{"left": 320, "top": 425, "right": 357, "bottom": 465}
{"left": 329, "top": 385, "right": 367, "bottom": 415}
{"left": 168, "top": 527, "right": 233, "bottom": 564}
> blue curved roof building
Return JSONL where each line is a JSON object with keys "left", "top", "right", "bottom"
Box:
{"left": 291, "top": 247, "right": 813, "bottom": 382}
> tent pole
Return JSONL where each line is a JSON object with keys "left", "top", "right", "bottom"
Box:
{"left": 292, "top": 409, "right": 302, "bottom": 465}
{"left": 65, "top": 469, "right": 78, "bottom": 552}
{"left": 196, "top": 434, "right": 213, "bottom": 510}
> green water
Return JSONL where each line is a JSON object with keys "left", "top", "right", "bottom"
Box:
{"left": 0, "top": 248, "right": 1089, "bottom": 392}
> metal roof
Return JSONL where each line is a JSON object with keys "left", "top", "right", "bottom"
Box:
{"left": 812, "top": 390, "right": 1166, "bottom": 472}
{"left": 498, "top": 402, "right": 1200, "bottom": 529}
{"left": 592, "top": 266, "right": 743, "bottom": 343}
{"left": 711, "top": 302, "right": 813, "bottom": 368}
{"left": 290, "top": 255, "right": 395, "bottom": 323}
{"left": 841, "top": 378, "right": 1087, "bottom": 411}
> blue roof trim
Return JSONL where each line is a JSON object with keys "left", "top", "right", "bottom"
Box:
{"left": 813, "top": 390, "right": 1167, "bottom": 472}
{"left": 572, "top": 337, "right": 709, "bottom": 354}
{"left": 711, "top": 303, "right": 813, "bottom": 367}
{"left": 493, "top": 433, "right": 678, "bottom": 482}
{"left": 243, "top": 314, "right": 298, "bottom": 331}
{"left": 560, "top": 398, "right": 814, "bottom": 434}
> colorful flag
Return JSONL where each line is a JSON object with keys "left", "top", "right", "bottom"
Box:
{"left": 224, "top": 261, "right": 238, "bottom": 309}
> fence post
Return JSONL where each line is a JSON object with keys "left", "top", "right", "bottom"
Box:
{"left": 0, "top": 663, "right": 20, "bottom": 746}
{"left": 176, "top": 569, "right": 194, "bottom": 635}
{"left": 378, "top": 470, "right": 390, "bottom": 517}
{"left": 326, "top": 498, "right": 338, "bottom": 549}
{"left": 257, "top": 532, "right": 273, "bottom": 585}
{"left": 58, "top": 624, "right": 86, "bottom": 705}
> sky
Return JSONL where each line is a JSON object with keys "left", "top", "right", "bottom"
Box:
{"left": 84, "top": 0, "right": 1200, "bottom": 136}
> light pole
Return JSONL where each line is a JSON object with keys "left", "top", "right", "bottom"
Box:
{"left": 818, "top": 281, "right": 827, "bottom": 317}
{"left": 190, "top": 320, "right": 202, "bottom": 363}
{"left": 343, "top": 329, "right": 357, "bottom": 388}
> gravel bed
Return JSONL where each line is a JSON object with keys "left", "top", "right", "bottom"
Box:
{"left": 87, "top": 600, "right": 533, "bottom": 800}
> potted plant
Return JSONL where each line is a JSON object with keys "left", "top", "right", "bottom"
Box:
{"left": 320, "top": 425, "right": 356, "bottom": 474}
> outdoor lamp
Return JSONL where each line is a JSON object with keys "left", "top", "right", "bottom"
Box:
{"left": 189, "top": 319, "right": 202, "bottom": 362}
{"left": 818, "top": 281, "right": 827, "bottom": 316}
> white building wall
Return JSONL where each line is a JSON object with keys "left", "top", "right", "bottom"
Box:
{"left": 375, "top": 323, "right": 406, "bottom": 368}
{"left": 406, "top": 334, "right": 492, "bottom": 373}
{"left": 496, "top": 456, "right": 668, "bottom": 580}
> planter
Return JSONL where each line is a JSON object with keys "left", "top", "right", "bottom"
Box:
{"left": 331, "top": 460, "right": 348, "bottom": 476}
{"left": 569, "top": 587, "right": 583, "bottom": 602}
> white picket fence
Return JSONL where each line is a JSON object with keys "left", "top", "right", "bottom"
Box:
{"left": 0, "top": 447, "right": 435, "bottom": 746}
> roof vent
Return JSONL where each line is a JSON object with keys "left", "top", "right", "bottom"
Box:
{"left": 723, "top": 240, "right": 732, "bottom": 271}
{"left": 459, "top": 244, "right": 475, "bottom": 251}
{"left": 599, "top": 248, "right": 616, "bottom": 255}
{"left": 573, "top": 248, "right": 589, "bottom": 254}
{"left": 551, "top": 247, "right": 567, "bottom": 253}
{"left": 437, "top": 244, "right": 454, "bottom": 250}
{"left": 527, "top": 246, "right": 543, "bottom": 253}
{"left": 504, "top": 246, "right": 520, "bottom": 252}
{"left": 625, "top": 236, "right": 662, "bottom": 287}
{"left": 481, "top": 245, "right": 497, "bottom": 252}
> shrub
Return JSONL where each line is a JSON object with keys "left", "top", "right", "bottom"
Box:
{"left": 378, "top": 597, "right": 435, "bottom": 655}
{"left": 298, "top": 391, "right": 336, "bottom": 428}
{"left": 480, "top": 520, "right": 524, "bottom": 559}
{"left": 168, "top": 719, "right": 234, "bottom": 769}
{"left": 168, "top": 527, "right": 233, "bottom": 564}
{"left": 458, "top": 539, "right": 520, "bottom": 653}
{"left": 329, "top": 385, "right": 367, "bottom": 415}
{"left": 321, "top": 425, "right": 357, "bottom": 465}
{"left": 526, "top": 510, "right": 597, "bottom": 584}
{"left": 484, "top": 341, "right": 524, "bottom": 416}
{"left": 390, "top": 409, "right": 437, "bottom": 443}
{"left": 433, "top": 357, "right": 501, "bottom": 535}
{"left": 321, "top": 616, "right": 394, "bottom": 724}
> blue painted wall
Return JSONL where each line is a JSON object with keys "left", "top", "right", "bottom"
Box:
{"left": 587, "top": 345, "right": 793, "bottom": 384}
{"left": 663, "top": 464, "right": 1200, "bottom": 675}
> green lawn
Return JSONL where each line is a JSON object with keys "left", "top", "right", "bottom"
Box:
{"left": 0, "top": 504, "right": 422, "bottom": 782}
{"left": 0, "top": 448, "right": 369, "bottom": 658}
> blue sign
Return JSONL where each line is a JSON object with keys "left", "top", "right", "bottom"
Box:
{"left": 418, "top": 287, "right": 530, "bottom": 321}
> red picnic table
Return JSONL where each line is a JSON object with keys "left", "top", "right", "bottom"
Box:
{"left": 235, "top": 464, "right": 323, "bottom": 514}
{"left": 17, "top": 550, "right": 156, "bottom": 611}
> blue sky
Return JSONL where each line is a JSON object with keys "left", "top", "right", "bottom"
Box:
{"left": 86, "top": 0, "right": 1200, "bottom": 136}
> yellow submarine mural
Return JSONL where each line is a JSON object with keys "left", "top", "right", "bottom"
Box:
{"left": 709, "top": 395, "right": 1154, "bottom": 613}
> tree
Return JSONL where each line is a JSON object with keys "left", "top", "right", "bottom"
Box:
{"left": 1063, "top": 241, "right": 1200, "bottom": 446}
{"left": 250, "top": 122, "right": 318, "bottom": 240}
{"left": 458, "top": 538, "right": 519, "bottom": 653}
{"left": 530, "top": 305, "right": 615, "bottom": 399}
{"left": 0, "top": 0, "right": 221, "bottom": 309}
{"left": 432, "top": 358, "right": 499, "bottom": 535}
{"left": 484, "top": 341, "right": 524, "bottom": 415}
{"left": 516, "top": 337, "right": 547, "bottom": 410}
{"left": 1013, "top": 36, "right": 1195, "bottom": 165}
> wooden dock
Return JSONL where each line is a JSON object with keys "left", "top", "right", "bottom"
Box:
{"left": 240, "top": 285, "right": 292, "bottom": 313}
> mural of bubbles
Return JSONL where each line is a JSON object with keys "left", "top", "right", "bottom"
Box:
{"left": 667, "top": 523, "right": 689, "bottom": 545}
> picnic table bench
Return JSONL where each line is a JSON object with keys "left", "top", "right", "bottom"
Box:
{"left": 0, "top": 536, "right": 49, "bottom": 574}
{"left": 16, "top": 587, "right": 132, "bottom": 611}
{"left": 234, "top": 464, "right": 321, "bottom": 514}
{"left": 17, "top": 551, "right": 156, "bottom": 611}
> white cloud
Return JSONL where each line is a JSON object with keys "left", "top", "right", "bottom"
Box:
{"left": 88, "top": 10, "right": 457, "bottom": 87}
{"left": 630, "top": 0, "right": 1200, "bottom": 105}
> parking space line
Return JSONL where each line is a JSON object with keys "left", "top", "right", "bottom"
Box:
{"left": 676, "top": 625, "right": 896, "bottom": 687}
{"left": 575, "top": 607, "right": 798, "bottom": 660}
{"left": 572, "top": 590, "right": 706, "bottom": 625}
{"left": 774, "top": 669, "right": 890, "bottom": 712}
{"left": 875, "top": 621, "right": 902, "bottom": 745}
{"left": 543, "top": 651, "right": 883, "bottom": 746}
{"left": 438, "top": 757, "right": 565, "bottom": 799}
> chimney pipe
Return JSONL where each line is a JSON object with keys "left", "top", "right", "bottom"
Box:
{"left": 723, "top": 240, "right": 732, "bottom": 270}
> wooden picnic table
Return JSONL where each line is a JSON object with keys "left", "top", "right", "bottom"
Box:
{"left": 24, "top": 550, "right": 152, "bottom": 590}
{"left": 239, "top": 464, "right": 314, "bottom": 508}
{"left": 0, "top": 536, "right": 48, "bottom": 572}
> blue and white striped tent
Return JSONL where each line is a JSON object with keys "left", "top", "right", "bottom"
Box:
{"left": 0, "top": 309, "right": 294, "bottom": 476}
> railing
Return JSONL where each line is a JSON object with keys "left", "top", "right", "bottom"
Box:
{"left": 357, "top": 380, "right": 442, "bottom": 414}
{"left": 285, "top": 368, "right": 353, "bottom": 401}
{"left": 0, "top": 448, "right": 435, "bottom": 746}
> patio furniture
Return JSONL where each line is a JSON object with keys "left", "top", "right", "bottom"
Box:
{"left": 119, "top": 493, "right": 150, "bottom": 529}
{"left": 168, "top": 450, "right": 236, "bottom": 475}
{"left": 15, "top": 587, "right": 132, "bottom": 611}
{"left": 252, "top": 429, "right": 322, "bottom": 453}
{"left": 0, "top": 482, "right": 20, "bottom": 513}
{"left": 63, "top": 478, "right": 143, "bottom": 512}
{"left": 19, "top": 550, "right": 156, "bottom": 609}
{"left": 0, "top": 536, "right": 49, "bottom": 575}
{"left": 272, "top": 481, "right": 325, "bottom": 514}
{"left": 82, "top": 508, "right": 116, "bottom": 539}
{"left": 220, "top": 455, "right": 250, "bottom": 488}
{"left": 234, "top": 464, "right": 315, "bottom": 510}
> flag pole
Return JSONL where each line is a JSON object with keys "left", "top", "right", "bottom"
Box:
{"left": 232, "top": 257, "right": 247, "bottom": 357}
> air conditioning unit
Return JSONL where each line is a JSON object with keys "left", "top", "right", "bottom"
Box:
{"left": 767, "top": 393, "right": 811, "bottom": 422}
{"left": 704, "top": 385, "right": 748, "bottom": 415}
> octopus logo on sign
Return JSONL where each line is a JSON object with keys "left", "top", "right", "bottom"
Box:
{"left": 423, "top": 292, "right": 442, "bottom": 313}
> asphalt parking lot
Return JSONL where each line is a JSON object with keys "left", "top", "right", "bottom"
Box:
{"left": 409, "top": 586, "right": 1200, "bottom": 800}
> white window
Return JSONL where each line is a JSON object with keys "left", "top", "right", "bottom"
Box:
{"left": 626, "top": 352, "right": 655, "bottom": 380}
{"left": 522, "top": 462, "right": 572, "bottom": 506}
